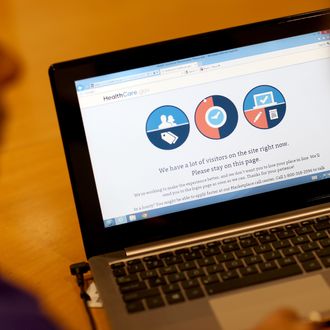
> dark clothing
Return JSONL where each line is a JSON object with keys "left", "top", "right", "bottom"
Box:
{"left": 0, "top": 277, "right": 57, "bottom": 330}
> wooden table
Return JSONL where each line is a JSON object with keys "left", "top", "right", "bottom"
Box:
{"left": 0, "top": 1, "right": 328, "bottom": 329}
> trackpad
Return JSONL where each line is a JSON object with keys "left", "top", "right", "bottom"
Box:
{"left": 209, "top": 275, "right": 330, "bottom": 330}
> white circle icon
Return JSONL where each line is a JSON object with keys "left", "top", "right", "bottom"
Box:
{"left": 205, "top": 106, "right": 227, "bottom": 128}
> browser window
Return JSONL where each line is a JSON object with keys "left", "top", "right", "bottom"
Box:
{"left": 75, "top": 30, "right": 330, "bottom": 228}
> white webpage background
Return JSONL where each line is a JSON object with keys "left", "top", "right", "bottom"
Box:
{"left": 81, "top": 58, "right": 330, "bottom": 220}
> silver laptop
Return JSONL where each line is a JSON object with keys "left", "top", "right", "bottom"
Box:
{"left": 49, "top": 9, "right": 330, "bottom": 330}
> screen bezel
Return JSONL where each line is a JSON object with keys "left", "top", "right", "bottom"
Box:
{"left": 49, "top": 9, "right": 330, "bottom": 259}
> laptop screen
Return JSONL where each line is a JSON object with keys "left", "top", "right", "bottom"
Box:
{"left": 75, "top": 29, "right": 330, "bottom": 229}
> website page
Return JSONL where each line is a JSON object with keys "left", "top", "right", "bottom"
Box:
{"left": 76, "top": 30, "right": 330, "bottom": 228}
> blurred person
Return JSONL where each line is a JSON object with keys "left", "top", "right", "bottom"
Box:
{"left": 0, "top": 44, "right": 328, "bottom": 330}
{"left": 0, "top": 44, "right": 58, "bottom": 330}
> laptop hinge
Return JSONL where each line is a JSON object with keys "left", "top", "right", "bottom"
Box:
{"left": 125, "top": 204, "right": 330, "bottom": 258}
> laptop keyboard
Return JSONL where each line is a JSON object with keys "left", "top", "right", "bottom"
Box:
{"left": 110, "top": 216, "right": 330, "bottom": 313}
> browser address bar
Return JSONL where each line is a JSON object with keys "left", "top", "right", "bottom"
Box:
{"left": 79, "top": 43, "right": 329, "bottom": 108}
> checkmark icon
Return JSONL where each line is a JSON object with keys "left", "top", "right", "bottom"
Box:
{"left": 211, "top": 111, "right": 221, "bottom": 120}
{"left": 260, "top": 95, "right": 269, "bottom": 104}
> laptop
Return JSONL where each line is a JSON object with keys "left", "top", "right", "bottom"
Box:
{"left": 49, "top": 9, "right": 330, "bottom": 330}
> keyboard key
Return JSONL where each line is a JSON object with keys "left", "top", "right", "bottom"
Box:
{"left": 225, "top": 259, "right": 244, "bottom": 270}
{"left": 120, "top": 281, "right": 147, "bottom": 294}
{"left": 183, "top": 251, "right": 202, "bottom": 261}
{"left": 159, "top": 252, "right": 174, "bottom": 258}
{"left": 282, "top": 246, "right": 301, "bottom": 256}
{"left": 140, "top": 270, "right": 158, "bottom": 279}
{"left": 191, "top": 244, "right": 206, "bottom": 251}
{"left": 111, "top": 262, "right": 125, "bottom": 269}
{"left": 317, "top": 247, "right": 330, "bottom": 258}
{"left": 127, "top": 259, "right": 142, "bottom": 265}
{"left": 159, "top": 265, "right": 177, "bottom": 275}
{"left": 112, "top": 268, "right": 127, "bottom": 277}
{"left": 166, "top": 292, "right": 185, "bottom": 304}
{"left": 201, "top": 274, "right": 220, "bottom": 285}
{"left": 217, "top": 252, "right": 235, "bottom": 262}
{"left": 175, "top": 248, "right": 190, "bottom": 255}
{"left": 297, "top": 252, "right": 315, "bottom": 263}
{"left": 270, "top": 227, "right": 284, "bottom": 233}
{"left": 221, "top": 270, "right": 239, "bottom": 281}
{"left": 235, "top": 248, "right": 254, "bottom": 258}
{"left": 127, "top": 263, "right": 145, "bottom": 273}
{"left": 187, "top": 268, "right": 205, "bottom": 278}
{"left": 203, "top": 247, "right": 221, "bottom": 256}
{"left": 263, "top": 251, "right": 282, "bottom": 261}
{"left": 198, "top": 257, "right": 216, "bottom": 267}
{"left": 168, "top": 273, "right": 186, "bottom": 283}
{"left": 206, "top": 264, "right": 225, "bottom": 274}
{"left": 126, "top": 301, "right": 145, "bottom": 313}
{"left": 143, "top": 255, "right": 158, "bottom": 262}
{"left": 254, "top": 230, "right": 269, "bottom": 237}
{"left": 240, "top": 238, "right": 258, "bottom": 248}
{"left": 245, "top": 255, "right": 262, "bottom": 265}
{"left": 291, "top": 235, "right": 310, "bottom": 245}
{"left": 272, "top": 240, "right": 291, "bottom": 249}
{"left": 258, "top": 234, "right": 277, "bottom": 244}
{"left": 146, "top": 295, "right": 165, "bottom": 309}
{"left": 223, "top": 237, "right": 238, "bottom": 244}
{"left": 314, "top": 218, "right": 330, "bottom": 230}
{"left": 185, "top": 287, "right": 205, "bottom": 300}
{"left": 301, "top": 220, "right": 314, "bottom": 226}
{"left": 239, "top": 234, "right": 253, "bottom": 239}
{"left": 148, "top": 277, "right": 166, "bottom": 287}
{"left": 320, "top": 257, "right": 330, "bottom": 268}
{"left": 207, "top": 240, "right": 221, "bottom": 247}
{"left": 278, "top": 230, "right": 295, "bottom": 239}
{"left": 222, "top": 242, "right": 240, "bottom": 252}
{"left": 296, "top": 225, "right": 314, "bottom": 235}
{"left": 285, "top": 223, "right": 300, "bottom": 230}
{"left": 205, "top": 265, "right": 302, "bottom": 295}
{"left": 146, "top": 259, "right": 164, "bottom": 269}
{"left": 123, "top": 288, "right": 160, "bottom": 302}
{"left": 255, "top": 244, "right": 273, "bottom": 254}
{"left": 240, "top": 265, "right": 259, "bottom": 276}
{"left": 320, "top": 238, "right": 330, "bottom": 248}
{"left": 117, "top": 274, "right": 138, "bottom": 285}
{"left": 309, "top": 231, "right": 328, "bottom": 241}
{"left": 182, "top": 279, "right": 200, "bottom": 289}
{"left": 301, "top": 260, "right": 322, "bottom": 272}
{"left": 178, "top": 261, "right": 197, "bottom": 271}
{"left": 316, "top": 215, "right": 330, "bottom": 222}
{"left": 301, "top": 242, "right": 319, "bottom": 252}
{"left": 164, "top": 255, "right": 183, "bottom": 266}
{"left": 162, "top": 283, "right": 180, "bottom": 294}
{"left": 259, "top": 261, "right": 278, "bottom": 272}
{"left": 278, "top": 257, "right": 297, "bottom": 267}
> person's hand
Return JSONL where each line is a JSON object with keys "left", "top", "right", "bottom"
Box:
{"left": 253, "top": 309, "right": 318, "bottom": 330}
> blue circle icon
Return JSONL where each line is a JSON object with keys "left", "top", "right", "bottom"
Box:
{"left": 243, "top": 85, "right": 286, "bottom": 129}
{"left": 146, "top": 105, "right": 190, "bottom": 150}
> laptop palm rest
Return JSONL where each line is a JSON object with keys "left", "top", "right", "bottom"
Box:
{"left": 209, "top": 274, "right": 330, "bottom": 330}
